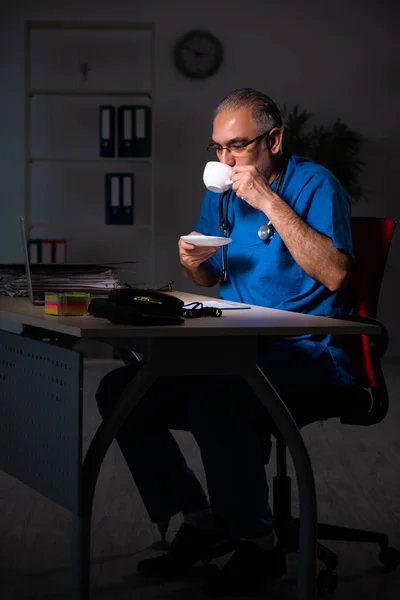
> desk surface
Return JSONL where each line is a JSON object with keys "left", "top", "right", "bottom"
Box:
{"left": 0, "top": 292, "right": 380, "bottom": 340}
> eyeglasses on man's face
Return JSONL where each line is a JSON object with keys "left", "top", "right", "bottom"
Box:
{"left": 206, "top": 127, "right": 276, "bottom": 158}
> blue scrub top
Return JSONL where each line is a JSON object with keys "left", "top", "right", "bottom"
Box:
{"left": 193, "top": 153, "right": 356, "bottom": 387}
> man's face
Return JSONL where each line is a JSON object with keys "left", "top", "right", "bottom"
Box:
{"left": 211, "top": 107, "right": 282, "bottom": 180}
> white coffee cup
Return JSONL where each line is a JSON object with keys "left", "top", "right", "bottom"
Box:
{"left": 203, "top": 161, "right": 233, "bottom": 193}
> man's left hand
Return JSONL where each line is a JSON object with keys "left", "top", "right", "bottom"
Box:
{"left": 231, "top": 165, "right": 272, "bottom": 213}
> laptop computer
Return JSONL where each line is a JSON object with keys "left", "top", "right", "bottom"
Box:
{"left": 19, "top": 216, "right": 45, "bottom": 305}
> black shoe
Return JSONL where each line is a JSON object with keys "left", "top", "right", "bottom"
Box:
{"left": 137, "top": 523, "right": 236, "bottom": 578}
{"left": 202, "top": 540, "right": 287, "bottom": 597}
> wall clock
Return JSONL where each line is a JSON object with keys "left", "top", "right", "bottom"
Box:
{"left": 173, "top": 30, "right": 223, "bottom": 79}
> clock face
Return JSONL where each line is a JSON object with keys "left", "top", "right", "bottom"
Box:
{"left": 174, "top": 30, "right": 223, "bottom": 79}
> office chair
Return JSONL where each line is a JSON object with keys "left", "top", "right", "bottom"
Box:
{"left": 269, "top": 216, "right": 400, "bottom": 595}
{"left": 145, "top": 216, "right": 399, "bottom": 591}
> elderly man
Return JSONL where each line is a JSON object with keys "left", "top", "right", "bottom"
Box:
{"left": 96, "top": 88, "right": 355, "bottom": 596}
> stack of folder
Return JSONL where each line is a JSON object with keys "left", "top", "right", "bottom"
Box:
{"left": 99, "top": 105, "right": 151, "bottom": 158}
{"left": 28, "top": 239, "right": 67, "bottom": 264}
{"left": 99, "top": 105, "right": 151, "bottom": 226}
{"left": 105, "top": 173, "right": 134, "bottom": 225}
{"left": 0, "top": 264, "right": 124, "bottom": 297}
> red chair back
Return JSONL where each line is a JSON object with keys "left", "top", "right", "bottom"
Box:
{"left": 349, "top": 216, "right": 396, "bottom": 386}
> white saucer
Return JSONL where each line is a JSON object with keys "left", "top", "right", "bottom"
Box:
{"left": 180, "top": 235, "right": 232, "bottom": 247}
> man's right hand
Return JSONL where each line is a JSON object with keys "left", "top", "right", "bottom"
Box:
{"left": 178, "top": 232, "right": 218, "bottom": 271}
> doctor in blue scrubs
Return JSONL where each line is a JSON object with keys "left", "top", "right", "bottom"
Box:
{"left": 96, "top": 88, "right": 354, "bottom": 596}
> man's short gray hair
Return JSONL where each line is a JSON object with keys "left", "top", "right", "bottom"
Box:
{"left": 215, "top": 88, "right": 283, "bottom": 133}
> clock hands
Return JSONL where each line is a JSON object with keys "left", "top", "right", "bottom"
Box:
{"left": 184, "top": 44, "right": 209, "bottom": 58}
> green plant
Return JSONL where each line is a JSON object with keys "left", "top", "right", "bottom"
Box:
{"left": 281, "top": 105, "right": 366, "bottom": 203}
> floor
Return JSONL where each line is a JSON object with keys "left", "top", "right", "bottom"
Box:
{"left": 0, "top": 358, "right": 400, "bottom": 600}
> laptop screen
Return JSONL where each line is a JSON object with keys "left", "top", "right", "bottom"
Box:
{"left": 19, "top": 216, "right": 38, "bottom": 303}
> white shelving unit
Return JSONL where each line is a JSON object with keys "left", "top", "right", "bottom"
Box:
{"left": 24, "top": 21, "right": 156, "bottom": 286}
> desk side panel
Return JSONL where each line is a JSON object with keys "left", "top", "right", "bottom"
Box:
{"left": 0, "top": 330, "right": 82, "bottom": 513}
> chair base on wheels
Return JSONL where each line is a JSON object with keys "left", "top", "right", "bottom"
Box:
{"left": 272, "top": 473, "right": 400, "bottom": 596}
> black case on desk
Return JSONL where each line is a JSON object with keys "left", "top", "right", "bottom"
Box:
{"left": 88, "top": 288, "right": 184, "bottom": 326}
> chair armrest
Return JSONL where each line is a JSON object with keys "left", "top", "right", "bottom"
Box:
{"left": 319, "top": 315, "right": 389, "bottom": 426}
{"left": 324, "top": 315, "right": 388, "bottom": 358}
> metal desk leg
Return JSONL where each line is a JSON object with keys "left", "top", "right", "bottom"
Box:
{"left": 245, "top": 365, "right": 317, "bottom": 600}
{"left": 73, "top": 363, "right": 156, "bottom": 600}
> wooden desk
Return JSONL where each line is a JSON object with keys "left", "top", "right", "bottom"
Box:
{"left": 0, "top": 294, "right": 381, "bottom": 600}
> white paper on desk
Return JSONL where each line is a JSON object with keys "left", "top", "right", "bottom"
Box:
{"left": 195, "top": 300, "right": 251, "bottom": 310}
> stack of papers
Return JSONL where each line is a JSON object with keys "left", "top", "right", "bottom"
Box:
{"left": 0, "top": 264, "right": 123, "bottom": 297}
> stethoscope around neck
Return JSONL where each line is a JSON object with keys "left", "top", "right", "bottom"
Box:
{"left": 218, "top": 158, "right": 288, "bottom": 282}
{"left": 219, "top": 189, "right": 275, "bottom": 243}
